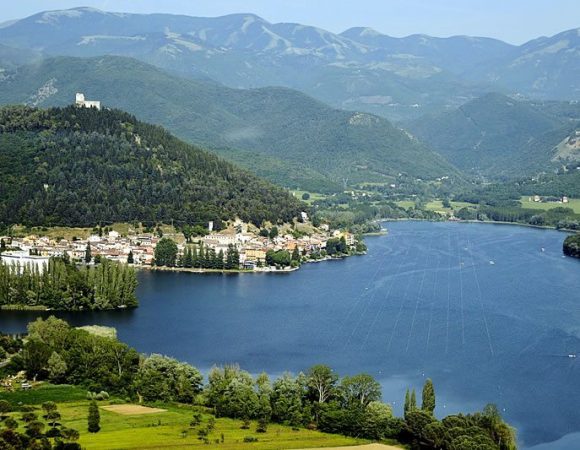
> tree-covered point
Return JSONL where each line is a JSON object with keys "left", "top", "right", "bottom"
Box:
{"left": 0, "top": 105, "right": 304, "bottom": 228}
{"left": 0, "top": 258, "right": 137, "bottom": 310}
{"left": 563, "top": 234, "right": 580, "bottom": 258}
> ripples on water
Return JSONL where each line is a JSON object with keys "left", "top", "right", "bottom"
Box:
{"left": 1, "top": 222, "right": 579, "bottom": 449}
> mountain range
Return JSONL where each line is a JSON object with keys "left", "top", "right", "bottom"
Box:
{"left": 0, "top": 55, "right": 459, "bottom": 191}
{"left": 0, "top": 7, "right": 578, "bottom": 122}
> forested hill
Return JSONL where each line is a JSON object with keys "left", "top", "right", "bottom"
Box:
{"left": 405, "top": 93, "right": 579, "bottom": 177}
{"left": 0, "top": 56, "right": 461, "bottom": 191}
{"left": 0, "top": 105, "right": 304, "bottom": 227}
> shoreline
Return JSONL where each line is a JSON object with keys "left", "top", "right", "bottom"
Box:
{"left": 378, "top": 217, "right": 577, "bottom": 234}
{"left": 138, "top": 265, "right": 299, "bottom": 274}
{"left": 133, "top": 254, "right": 363, "bottom": 275}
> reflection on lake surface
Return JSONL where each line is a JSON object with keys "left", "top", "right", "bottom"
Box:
{"left": 1, "top": 221, "right": 579, "bottom": 449}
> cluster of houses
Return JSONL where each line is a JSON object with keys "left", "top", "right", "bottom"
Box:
{"left": 0, "top": 222, "right": 356, "bottom": 272}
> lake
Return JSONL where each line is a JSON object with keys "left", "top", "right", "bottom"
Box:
{"left": 1, "top": 221, "right": 579, "bottom": 449}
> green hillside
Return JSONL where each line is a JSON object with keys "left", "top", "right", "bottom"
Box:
{"left": 0, "top": 105, "right": 303, "bottom": 227}
{"left": 405, "top": 93, "right": 578, "bottom": 177}
{"left": 0, "top": 56, "right": 462, "bottom": 191}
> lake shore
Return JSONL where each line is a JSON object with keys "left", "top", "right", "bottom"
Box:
{"left": 379, "top": 217, "right": 576, "bottom": 233}
{"left": 134, "top": 254, "right": 363, "bottom": 275}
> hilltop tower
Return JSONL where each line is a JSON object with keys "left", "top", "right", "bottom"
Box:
{"left": 75, "top": 92, "right": 101, "bottom": 110}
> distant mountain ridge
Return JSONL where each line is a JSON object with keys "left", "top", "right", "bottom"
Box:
{"left": 0, "top": 55, "right": 460, "bottom": 191}
{"left": 0, "top": 7, "right": 578, "bottom": 121}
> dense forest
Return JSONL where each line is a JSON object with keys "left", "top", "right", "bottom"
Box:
{"left": 0, "top": 317, "right": 517, "bottom": 450}
{"left": 0, "top": 105, "right": 304, "bottom": 228}
{"left": 0, "top": 258, "right": 137, "bottom": 310}
{"left": 563, "top": 234, "right": 580, "bottom": 258}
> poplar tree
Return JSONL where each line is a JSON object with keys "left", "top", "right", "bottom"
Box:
{"left": 422, "top": 378, "right": 436, "bottom": 414}
{"left": 84, "top": 244, "right": 92, "bottom": 263}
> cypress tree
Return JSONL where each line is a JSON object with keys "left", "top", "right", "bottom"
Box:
{"left": 191, "top": 245, "right": 199, "bottom": 268}
{"left": 291, "top": 247, "right": 300, "bottom": 262}
{"left": 422, "top": 378, "right": 436, "bottom": 414}
{"left": 84, "top": 244, "right": 92, "bottom": 264}
{"left": 88, "top": 400, "right": 100, "bottom": 433}
{"left": 410, "top": 389, "right": 417, "bottom": 412}
{"left": 184, "top": 247, "right": 193, "bottom": 268}
{"left": 404, "top": 389, "right": 410, "bottom": 417}
{"left": 127, "top": 250, "right": 134, "bottom": 264}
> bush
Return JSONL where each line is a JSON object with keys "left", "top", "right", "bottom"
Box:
{"left": 256, "top": 417, "right": 268, "bottom": 433}
{"left": 46, "top": 427, "right": 61, "bottom": 438}
{"left": 21, "top": 412, "right": 37, "bottom": 422}
{"left": 190, "top": 412, "right": 202, "bottom": 427}
{"left": 0, "top": 400, "right": 12, "bottom": 417}
{"left": 243, "top": 436, "right": 258, "bottom": 442}
{"left": 95, "top": 391, "right": 109, "bottom": 401}
{"left": 3, "top": 417, "right": 18, "bottom": 430}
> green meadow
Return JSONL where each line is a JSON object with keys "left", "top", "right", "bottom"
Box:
{"left": 0, "top": 384, "right": 369, "bottom": 450}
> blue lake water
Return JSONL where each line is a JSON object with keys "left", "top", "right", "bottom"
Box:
{"left": 1, "top": 221, "right": 579, "bottom": 448}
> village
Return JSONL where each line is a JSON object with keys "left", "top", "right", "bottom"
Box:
{"left": 0, "top": 218, "right": 359, "bottom": 273}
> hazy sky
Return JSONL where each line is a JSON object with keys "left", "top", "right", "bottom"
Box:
{"left": 2, "top": 0, "right": 579, "bottom": 44}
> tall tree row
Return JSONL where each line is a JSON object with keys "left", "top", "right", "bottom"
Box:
{"left": 0, "top": 258, "right": 137, "bottom": 310}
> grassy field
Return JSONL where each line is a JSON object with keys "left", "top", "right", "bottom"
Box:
{"left": 0, "top": 384, "right": 88, "bottom": 404}
{"left": 519, "top": 196, "right": 580, "bottom": 214}
{"left": 292, "top": 191, "right": 328, "bottom": 205}
{"left": 396, "top": 200, "right": 474, "bottom": 212}
{"left": 395, "top": 201, "right": 416, "bottom": 209}
{"left": 0, "top": 385, "right": 371, "bottom": 450}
